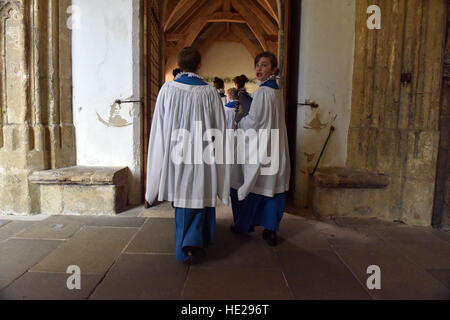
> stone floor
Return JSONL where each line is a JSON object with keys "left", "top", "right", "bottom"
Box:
{"left": 0, "top": 202, "right": 449, "bottom": 300}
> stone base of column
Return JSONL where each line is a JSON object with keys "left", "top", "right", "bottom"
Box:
{"left": 29, "top": 166, "right": 130, "bottom": 216}
{"left": 0, "top": 168, "right": 41, "bottom": 215}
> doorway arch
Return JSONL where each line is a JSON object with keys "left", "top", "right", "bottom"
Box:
{"left": 142, "top": 0, "right": 299, "bottom": 205}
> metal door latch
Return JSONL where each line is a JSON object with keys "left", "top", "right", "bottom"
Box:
{"left": 115, "top": 99, "right": 144, "bottom": 105}
{"left": 298, "top": 99, "right": 319, "bottom": 108}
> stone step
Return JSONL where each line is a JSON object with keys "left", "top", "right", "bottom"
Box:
{"left": 309, "top": 167, "right": 391, "bottom": 219}
{"left": 29, "top": 166, "right": 129, "bottom": 216}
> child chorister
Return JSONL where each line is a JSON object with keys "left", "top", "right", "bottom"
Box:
{"left": 213, "top": 77, "right": 227, "bottom": 106}
{"left": 230, "top": 52, "right": 290, "bottom": 247}
{"left": 146, "top": 47, "right": 230, "bottom": 263}
{"left": 224, "top": 88, "right": 238, "bottom": 130}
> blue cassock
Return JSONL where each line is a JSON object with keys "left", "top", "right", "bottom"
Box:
{"left": 174, "top": 207, "right": 216, "bottom": 261}
{"left": 173, "top": 73, "right": 216, "bottom": 261}
{"left": 231, "top": 79, "right": 285, "bottom": 233}
{"left": 230, "top": 189, "right": 286, "bottom": 233}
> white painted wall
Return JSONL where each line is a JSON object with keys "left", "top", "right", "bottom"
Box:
{"left": 295, "top": 0, "right": 356, "bottom": 206}
{"left": 72, "top": 0, "right": 141, "bottom": 204}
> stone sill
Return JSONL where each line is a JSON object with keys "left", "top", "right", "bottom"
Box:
{"left": 314, "top": 167, "right": 389, "bottom": 189}
{"left": 29, "top": 166, "right": 129, "bottom": 186}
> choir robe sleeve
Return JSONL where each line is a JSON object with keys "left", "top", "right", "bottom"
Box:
{"left": 236, "top": 87, "right": 290, "bottom": 201}
{"left": 145, "top": 84, "right": 167, "bottom": 205}
{"left": 211, "top": 93, "right": 231, "bottom": 206}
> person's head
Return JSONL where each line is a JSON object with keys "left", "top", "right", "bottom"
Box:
{"left": 172, "top": 68, "right": 181, "bottom": 79}
{"left": 213, "top": 77, "right": 225, "bottom": 90}
{"left": 177, "top": 47, "right": 201, "bottom": 73}
{"left": 233, "top": 75, "right": 249, "bottom": 89}
{"left": 254, "top": 52, "right": 279, "bottom": 81}
{"left": 227, "top": 88, "right": 238, "bottom": 101}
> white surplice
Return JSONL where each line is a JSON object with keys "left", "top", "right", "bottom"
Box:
{"left": 224, "top": 101, "right": 236, "bottom": 130}
{"left": 145, "top": 81, "right": 230, "bottom": 209}
{"left": 230, "top": 84, "right": 291, "bottom": 201}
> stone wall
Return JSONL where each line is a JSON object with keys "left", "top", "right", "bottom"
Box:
{"left": 347, "top": 0, "right": 447, "bottom": 225}
{"left": 0, "top": 0, "right": 75, "bottom": 215}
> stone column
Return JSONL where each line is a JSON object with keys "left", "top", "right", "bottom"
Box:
{"left": 0, "top": 0, "right": 75, "bottom": 215}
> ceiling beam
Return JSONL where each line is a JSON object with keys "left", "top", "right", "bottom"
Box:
{"left": 255, "top": 0, "right": 279, "bottom": 25}
{"left": 264, "top": 34, "right": 279, "bottom": 42}
{"left": 165, "top": 33, "right": 185, "bottom": 41}
{"left": 207, "top": 12, "right": 246, "bottom": 24}
{"left": 231, "top": 0, "right": 268, "bottom": 50}
{"left": 170, "top": 0, "right": 208, "bottom": 34}
{"left": 183, "top": 1, "right": 223, "bottom": 47}
{"left": 223, "top": 0, "right": 231, "bottom": 12}
{"left": 164, "top": 0, "right": 195, "bottom": 32}
{"left": 240, "top": 0, "right": 278, "bottom": 35}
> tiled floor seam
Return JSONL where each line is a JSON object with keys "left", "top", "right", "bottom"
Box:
{"left": 317, "top": 218, "right": 389, "bottom": 299}
{"left": 9, "top": 237, "right": 70, "bottom": 241}
{"left": 122, "top": 252, "right": 173, "bottom": 256}
{"left": 180, "top": 265, "right": 192, "bottom": 300}
{"left": 0, "top": 221, "right": 12, "bottom": 228}
{"left": 272, "top": 249, "right": 297, "bottom": 300}
{"left": 280, "top": 270, "right": 295, "bottom": 300}
{"left": 0, "top": 239, "right": 66, "bottom": 295}
{"left": 329, "top": 245, "right": 375, "bottom": 300}
{"left": 0, "top": 226, "right": 36, "bottom": 244}
{"left": 85, "top": 218, "right": 148, "bottom": 300}
{"left": 371, "top": 228, "right": 450, "bottom": 289}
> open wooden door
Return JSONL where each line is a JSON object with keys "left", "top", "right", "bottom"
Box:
{"left": 284, "top": 0, "right": 301, "bottom": 203}
{"left": 142, "top": 0, "right": 163, "bottom": 206}
{"left": 432, "top": 0, "right": 450, "bottom": 229}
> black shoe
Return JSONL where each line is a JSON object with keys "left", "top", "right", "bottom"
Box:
{"left": 262, "top": 229, "right": 277, "bottom": 247}
{"left": 185, "top": 246, "right": 206, "bottom": 264}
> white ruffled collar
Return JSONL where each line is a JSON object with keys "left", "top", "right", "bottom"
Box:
{"left": 175, "top": 72, "right": 204, "bottom": 80}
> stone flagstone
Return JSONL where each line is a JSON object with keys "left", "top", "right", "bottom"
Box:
{"left": 0, "top": 239, "right": 62, "bottom": 281}
{"left": 90, "top": 253, "right": 188, "bottom": 300}
{"left": 31, "top": 227, "right": 137, "bottom": 275}
{"left": 0, "top": 272, "right": 102, "bottom": 300}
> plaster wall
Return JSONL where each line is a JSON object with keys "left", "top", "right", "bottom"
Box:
{"left": 295, "top": 0, "right": 356, "bottom": 206}
{"left": 72, "top": 0, "right": 141, "bottom": 204}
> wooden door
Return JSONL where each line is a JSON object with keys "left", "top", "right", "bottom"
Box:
{"left": 142, "top": 0, "right": 163, "bottom": 205}
{"left": 432, "top": 0, "right": 450, "bottom": 229}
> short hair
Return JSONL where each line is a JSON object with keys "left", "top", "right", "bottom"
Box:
{"left": 213, "top": 77, "right": 225, "bottom": 90}
{"left": 177, "top": 47, "right": 201, "bottom": 72}
{"left": 172, "top": 68, "right": 181, "bottom": 78}
{"left": 233, "top": 75, "right": 249, "bottom": 89}
{"left": 255, "top": 52, "right": 279, "bottom": 75}
{"left": 227, "top": 88, "right": 238, "bottom": 100}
